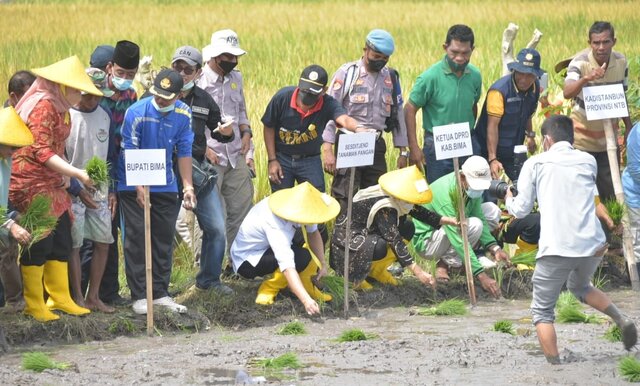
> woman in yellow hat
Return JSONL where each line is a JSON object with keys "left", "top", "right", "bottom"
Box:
{"left": 330, "top": 165, "right": 457, "bottom": 290}
{"left": 230, "top": 182, "right": 337, "bottom": 315}
{"left": 9, "top": 56, "right": 102, "bottom": 322}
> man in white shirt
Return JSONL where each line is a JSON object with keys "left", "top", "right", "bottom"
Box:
{"left": 506, "top": 115, "right": 637, "bottom": 364}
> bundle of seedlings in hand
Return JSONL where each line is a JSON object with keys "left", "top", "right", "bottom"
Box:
{"left": 603, "top": 198, "right": 625, "bottom": 226}
{"left": 321, "top": 275, "right": 355, "bottom": 307}
{"left": 18, "top": 195, "right": 58, "bottom": 246}
{"left": 418, "top": 299, "right": 468, "bottom": 316}
{"left": 22, "top": 352, "right": 70, "bottom": 372}
{"left": 85, "top": 156, "right": 110, "bottom": 187}
{"left": 618, "top": 355, "right": 640, "bottom": 382}
{"left": 337, "top": 328, "right": 376, "bottom": 342}
{"left": 603, "top": 325, "right": 622, "bottom": 342}
{"left": 510, "top": 249, "right": 537, "bottom": 267}
{"left": 493, "top": 320, "right": 516, "bottom": 335}
{"left": 250, "top": 352, "right": 303, "bottom": 370}
{"left": 277, "top": 320, "right": 306, "bottom": 336}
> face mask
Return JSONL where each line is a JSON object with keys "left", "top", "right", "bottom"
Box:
{"left": 111, "top": 75, "right": 133, "bottom": 91}
{"left": 152, "top": 98, "right": 175, "bottom": 113}
{"left": 465, "top": 188, "right": 483, "bottom": 199}
{"left": 367, "top": 58, "right": 387, "bottom": 72}
{"left": 218, "top": 60, "right": 237, "bottom": 74}
{"left": 300, "top": 91, "right": 320, "bottom": 106}
{"left": 542, "top": 135, "right": 551, "bottom": 152}
{"left": 446, "top": 55, "right": 468, "bottom": 73}
{"left": 181, "top": 80, "right": 195, "bottom": 92}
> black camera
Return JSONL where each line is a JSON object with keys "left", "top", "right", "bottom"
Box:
{"left": 488, "top": 179, "right": 517, "bottom": 199}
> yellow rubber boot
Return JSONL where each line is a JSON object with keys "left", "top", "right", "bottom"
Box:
{"left": 43, "top": 260, "right": 90, "bottom": 316}
{"left": 368, "top": 247, "right": 399, "bottom": 286}
{"left": 516, "top": 237, "right": 538, "bottom": 254}
{"left": 354, "top": 279, "right": 373, "bottom": 291}
{"left": 21, "top": 265, "right": 60, "bottom": 322}
{"left": 255, "top": 269, "right": 288, "bottom": 305}
{"left": 299, "top": 263, "right": 332, "bottom": 302}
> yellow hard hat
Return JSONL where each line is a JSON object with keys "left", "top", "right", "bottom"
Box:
{"left": 378, "top": 165, "right": 432, "bottom": 204}
{"left": 31, "top": 56, "right": 102, "bottom": 96}
{"left": 269, "top": 182, "right": 340, "bottom": 225}
{"left": 0, "top": 106, "right": 34, "bottom": 148}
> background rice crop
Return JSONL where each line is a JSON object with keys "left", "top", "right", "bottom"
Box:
{"left": 1, "top": 0, "right": 638, "bottom": 201}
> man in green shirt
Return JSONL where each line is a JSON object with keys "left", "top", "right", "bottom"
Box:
{"left": 412, "top": 156, "right": 510, "bottom": 298}
{"left": 405, "top": 24, "right": 482, "bottom": 183}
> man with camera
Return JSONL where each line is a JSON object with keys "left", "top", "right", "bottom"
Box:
{"left": 505, "top": 115, "right": 637, "bottom": 363}
{"left": 412, "top": 156, "right": 510, "bottom": 298}
{"left": 474, "top": 48, "right": 543, "bottom": 181}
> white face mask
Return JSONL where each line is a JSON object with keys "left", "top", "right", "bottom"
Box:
{"left": 465, "top": 188, "right": 484, "bottom": 199}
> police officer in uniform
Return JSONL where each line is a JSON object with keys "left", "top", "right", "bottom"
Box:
{"left": 323, "top": 29, "right": 409, "bottom": 214}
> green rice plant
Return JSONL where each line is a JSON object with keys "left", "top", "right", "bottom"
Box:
{"left": 493, "top": 320, "right": 515, "bottom": 335}
{"left": 251, "top": 352, "right": 303, "bottom": 370}
{"left": 321, "top": 275, "right": 356, "bottom": 308}
{"left": 417, "top": 299, "right": 467, "bottom": 316}
{"left": 85, "top": 156, "right": 110, "bottom": 187}
{"left": 604, "top": 325, "right": 622, "bottom": 343}
{"left": 449, "top": 186, "right": 460, "bottom": 221}
{"left": 604, "top": 199, "right": 625, "bottom": 226}
{"left": 556, "top": 305, "right": 601, "bottom": 324}
{"left": 510, "top": 249, "right": 537, "bottom": 267}
{"left": 592, "top": 266, "right": 610, "bottom": 290}
{"left": 18, "top": 195, "right": 58, "bottom": 247}
{"left": 22, "top": 352, "right": 70, "bottom": 372}
{"left": 336, "top": 328, "right": 376, "bottom": 342}
{"left": 277, "top": 320, "right": 306, "bottom": 336}
{"left": 556, "top": 291, "right": 580, "bottom": 309}
{"left": 619, "top": 355, "right": 640, "bottom": 382}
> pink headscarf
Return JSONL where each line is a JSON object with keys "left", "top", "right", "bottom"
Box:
{"left": 15, "top": 77, "right": 72, "bottom": 122}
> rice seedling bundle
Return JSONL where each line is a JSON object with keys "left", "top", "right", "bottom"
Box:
{"left": 22, "top": 352, "right": 70, "bottom": 372}
{"left": 277, "top": 320, "right": 306, "bottom": 336}
{"left": 85, "top": 156, "right": 110, "bottom": 187}
{"left": 251, "top": 352, "right": 303, "bottom": 370}
{"left": 603, "top": 199, "right": 625, "bottom": 226}
{"left": 604, "top": 325, "right": 622, "bottom": 342}
{"left": 510, "top": 249, "right": 537, "bottom": 267}
{"left": 417, "top": 299, "right": 468, "bottom": 316}
{"left": 619, "top": 356, "right": 640, "bottom": 382}
{"left": 18, "top": 195, "right": 58, "bottom": 247}
{"left": 493, "top": 320, "right": 515, "bottom": 335}
{"left": 337, "top": 328, "right": 376, "bottom": 342}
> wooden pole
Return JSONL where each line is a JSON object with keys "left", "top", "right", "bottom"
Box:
{"left": 343, "top": 167, "right": 356, "bottom": 319}
{"left": 144, "top": 186, "right": 154, "bottom": 335}
{"left": 453, "top": 157, "right": 477, "bottom": 305}
{"left": 603, "top": 120, "right": 640, "bottom": 290}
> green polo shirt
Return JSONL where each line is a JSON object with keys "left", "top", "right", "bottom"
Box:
{"left": 411, "top": 172, "right": 497, "bottom": 276}
{"left": 408, "top": 55, "right": 482, "bottom": 134}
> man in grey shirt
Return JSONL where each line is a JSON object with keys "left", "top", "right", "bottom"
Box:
{"left": 506, "top": 115, "right": 637, "bottom": 364}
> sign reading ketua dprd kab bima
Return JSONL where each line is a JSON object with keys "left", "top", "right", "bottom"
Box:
{"left": 433, "top": 122, "right": 473, "bottom": 161}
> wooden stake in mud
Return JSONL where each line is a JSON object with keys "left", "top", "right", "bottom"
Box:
{"left": 453, "top": 157, "right": 477, "bottom": 306}
{"left": 603, "top": 120, "right": 640, "bottom": 290}
{"left": 144, "top": 186, "right": 154, "bottom": 335}
{"left": 343, "top": 167, "right": 356, "bottom": 319}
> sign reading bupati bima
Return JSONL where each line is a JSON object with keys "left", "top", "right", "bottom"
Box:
{"left": 125, "top": 149, "right": 167, "bottom": 186}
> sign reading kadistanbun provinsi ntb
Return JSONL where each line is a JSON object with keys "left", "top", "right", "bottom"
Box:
{"left": 336, "top": 131, "right": 377, "bottom": 169}
{"left": 583, "top": 83, "right": 629, "bottom": 121}
{"left": 125, "top": 149, "right": 167, "bottom": 186}
{"left": 433, "top": 122, "right": 473, "bottom": 160}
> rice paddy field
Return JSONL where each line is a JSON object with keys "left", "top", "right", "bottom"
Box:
{"left": 1, "top": 0, "right": 638, "bottom": 201}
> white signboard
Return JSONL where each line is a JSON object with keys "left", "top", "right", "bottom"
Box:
{"left": 336, "top": 131, "right": 377, "bottom": 169}
{"left": 583, "top": 84, "right": 628, "bottom": 121}
{"left": 125, "top": 149, "right": 167, "bottom": 186}
{"left": 433, "top": 122, "right": 473, "bottom": 160}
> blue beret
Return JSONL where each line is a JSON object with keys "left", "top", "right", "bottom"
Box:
{"left": 366, "top": 29, "right": 395, "bottom": 56}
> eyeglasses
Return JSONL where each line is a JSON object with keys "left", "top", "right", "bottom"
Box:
{"left": 172, "top": 63, "right": 196, "bottom": 75}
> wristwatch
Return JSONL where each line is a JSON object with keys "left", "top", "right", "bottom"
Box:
{"left": 399, "top": 150, "right": 409, "bottom": 157}
{"left": 525, "top": 131, "right": 536, "bottom": 138}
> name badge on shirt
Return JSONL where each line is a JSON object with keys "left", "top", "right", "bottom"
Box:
{"left": 192, "top": 106, "right": 210, "bottom": 116}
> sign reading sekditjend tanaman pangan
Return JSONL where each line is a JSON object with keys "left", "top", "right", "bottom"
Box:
{"left": 583, "top": 83, "right": 629, "bottom": 121}
{"left": 336, "top": 131, "right": 377, "bottom": 169}
{"left": 433, "top": 122, "right": 473, "bottom": 161}
{"left": 125, "top": 149, "right": 167, "bottom": 186}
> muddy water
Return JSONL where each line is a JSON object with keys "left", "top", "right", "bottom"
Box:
{"left": 1, "top": 290, "right": 638, "bottom": 385}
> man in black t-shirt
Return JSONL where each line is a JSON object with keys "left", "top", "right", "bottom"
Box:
{"left": 262, "top": 64, "right": 366, "bottom": 192}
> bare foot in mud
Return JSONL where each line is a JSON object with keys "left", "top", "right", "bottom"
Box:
{"left": 74, "top": 296, "right": 87, "bottom": 308}
{"left": 436, "top": 267, "right": 450, "bottom": 283}
{"left": 85, "top": 298, "right": 115, "bottom": 313}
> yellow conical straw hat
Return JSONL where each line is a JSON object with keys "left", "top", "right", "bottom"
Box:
{"left": 378, "top": 165, "right": 432, "bottom": 204}
{"left": 31, "top": 56, "right": 102, "bottom": 96}
{"left": 0, "top": 106, "right": 34, "bottom": 147}
{"left": 269, "top": 182, "right": 340, "bottom": 225}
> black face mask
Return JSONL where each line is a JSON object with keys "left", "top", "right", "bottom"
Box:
{"left": 218, "top": 60, "right": 237, "bottom": 74}
{"left": 367, "top": 58, "right": 388, "bottom": 72}
{"left": 300, "top": 91, "right": 320, "bottom": 106}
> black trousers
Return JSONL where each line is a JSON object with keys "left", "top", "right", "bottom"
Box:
{"left": 502, "top": 212, "right": 541, "bottom": 245}
{"left": 119, "top": 191, "right": 180, "bottom": 301}
{"left": 21, "top": 211, "right": 72, "bottom": 266}
{"left": 588, "top": 150, "right": 615, "bottom": 202}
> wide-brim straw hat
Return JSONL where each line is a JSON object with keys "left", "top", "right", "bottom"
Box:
{"left": 378, "top": 165, "right": 433, "bottom": 204}
{"left": 0, "top": 106, "right": 34, "bottom": 147}
{"left": 31, "top": 56, "right": 102, "bottom": 96}
{"left": 269, "top": 182, "right": 340, "bottom": 225}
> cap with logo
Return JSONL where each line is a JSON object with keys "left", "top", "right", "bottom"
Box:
{"left": 90, "top": 45, "right": 114, "bottom": 70}
{"left": 203, "top": 29, "right": 246, "bottom": 62}
{"left": 112, "top": 40, "right": 140, "bottom": 70}
{"left": 461, "top": 156, "right": 492, "bottom": 190}
{"left": 31, "top": 56, "right": 103, "bottom": 96}
{"left": 507, "top": 48, "right": 545, "bottom": 77}
{"left": 172, "top": 46, "right": 203, "bottom": 67}
{"left": 84, "top": 68, "right": 114, "bottom": 97}
{"left": 149, "top": 69, "right": 183, "bottom": 100}
{"left": 298, "top": 64, "right": 328, "bottom": 95}
{"left": 366, "top": 29, "right": 395, "bottom": 56}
